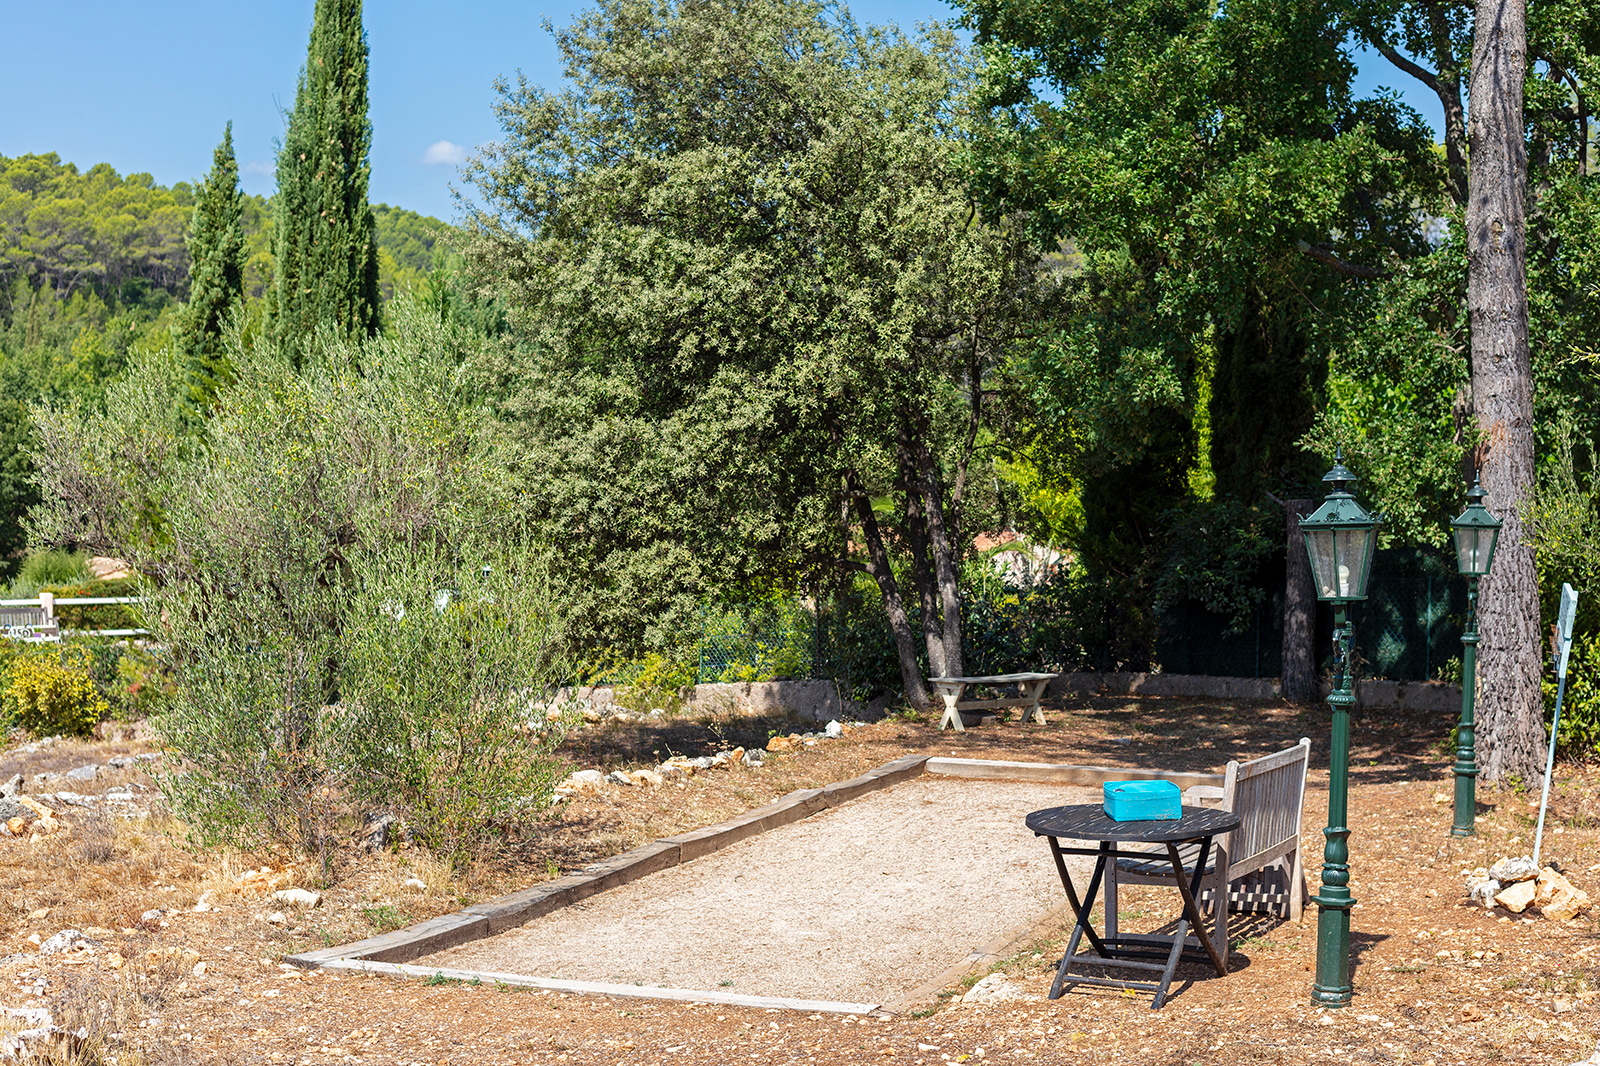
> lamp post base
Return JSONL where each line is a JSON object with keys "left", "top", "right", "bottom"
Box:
{"left": 1311, "top": 884, "right": 1354, "bottom": 1007}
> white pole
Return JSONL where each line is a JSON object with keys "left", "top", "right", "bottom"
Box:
{"left": 1532, "top": 583, "right": 1578, "bottom": 869}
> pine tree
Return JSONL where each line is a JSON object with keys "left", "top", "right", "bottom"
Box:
{"left": 177, "top": 123, "right": 246, "bottom": 422}
{"left": 268, "top": 0, "right": 381, "bottom": 357}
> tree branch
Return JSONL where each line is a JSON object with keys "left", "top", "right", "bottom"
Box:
{"left": 1296, "top": 240, "right": 1387, "bottom": 279}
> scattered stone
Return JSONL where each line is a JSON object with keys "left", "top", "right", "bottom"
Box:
{"left": 560, "top": 770, "right": 607, "bottom": 795}
{"left": 403, "top": 877, "right": 427, "bottom": 891}
{"left": 48, "top": 792, "right": 96, "bottom": 808}
{"left": 140, "top": 909, "right": 164, "bottom": 922}
{"left": 1489, "top": 856, "right": 1539, "bottom": 884}
{"left": 193, "top": 892, "right": 214, "bottom": 913}
{"left": 1459, "top": 1004, "right": 1485, "bottom": 1022}
{"left": 1538, "top": 867, "right": 1592, "bottom": 922}
{"left": 362, "top": 812, "right": 397, "bottom": 852}
{"left": 0, "top": 774, "right": 21, "bottom": 798}
{"left": 824, "top": 720, "right": 844, "bottom": 738}
{"left": 1465, "top": 868, "right": 1501, "bottom": 907}
{"left": 604, "top": 770, "right": 634, "bottom": 786}
{"left": 192, "top": 960, "right": 207, "bottom": 977}
{"left": 265, "top": 911, "right": 287, "bottom": 926}
{"left": 1494, "top": 879, "right": 1538, "bottom": 913}
{"left": 962, "top": 974, "right": 1033, "bottom": 1004}
{"left": 1555, "top": 997, "right": 1576, "bottom": 1014}
{"left": 106, "top": 754, "right": 159, "bottom": 770}
{"left": 766, "top": 735, "right": 794, "bottom": 752}
{"left": 273, "top": 888, "right": 322, "bottom": 909}
{"left": 742, "top": 748, "right": 765, "bottom": 768}
{"left": 38, "top": 930, "right": 98, "bottom": 956}
{"left": 64, "top": 765, "right": 99, "bottom": 783}
{"left": 628, "top": 770, "right": 664, "bottom": 788}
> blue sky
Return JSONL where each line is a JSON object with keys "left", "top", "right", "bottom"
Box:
{"left": 3, "top": 1, "right": 1441, "bottom": 223}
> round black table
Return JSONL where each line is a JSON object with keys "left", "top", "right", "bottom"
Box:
{"left": 1025, "top": 803, "right": 1242, "bottom": 1009}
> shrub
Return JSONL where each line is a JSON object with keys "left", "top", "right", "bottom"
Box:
{"left": 339, "top": 542, "right": 573, "bottom": 868}
{"left": 2, "top": 644, "right": 108, "bottom": 736}
{"left": 1546, "top": 633, "right": 1600, "bottom": 760}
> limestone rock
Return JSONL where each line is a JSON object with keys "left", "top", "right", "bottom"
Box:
{"left": 604, "top": 770, "right": 634, "bottom": 786}
{"left": 0, "top": 774, "right": 21, "bottom": 798}
{"left": 1489, "top": 856, "right": 1539, "bottom": 884}
{"left": 561, "top": 769, "right": 607, "bottom": 794}
{"left": 766, "top": 735, "right": 793, "bottom": 752}
{"left": 273, "top": 888, "right": 323, "bottom": 908}
{"left": 1494, "top": 879, "right": 1538, "bottom": 913}
{"left": 39, "top": 929, "right": 98, "bottom": 955}
{"left": 961, "top": 973, "right": 1033, "bottom": 1004}
{"left": 628, "top": 770, "right": 664, "bottom": 788}
{"left": 824, "top": 720, "right": 844, "bottom": 738}
{"left": 742, "top": 748, "right": 765, "bottom": 768}
{"left": 64, "top": 765, "right": 99, "bottom": 783}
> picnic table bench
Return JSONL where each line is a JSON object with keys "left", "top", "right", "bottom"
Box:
{"left": 930, "top": 672, "right": 1058, "bottom": 731}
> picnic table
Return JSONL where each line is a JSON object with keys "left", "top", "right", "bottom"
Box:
{"left": 929, "top": 672, "right": 1058, "bottom": 731}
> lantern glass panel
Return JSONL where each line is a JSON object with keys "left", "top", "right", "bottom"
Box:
{"left": 1334, "top": 526, "right": 1375, "bottom": 599}
{"left": 1454, "top": 524, "right": 1498, "bottom": 577}
{"left": 1304, "top": 529, "right": 1339, "bottom": 599}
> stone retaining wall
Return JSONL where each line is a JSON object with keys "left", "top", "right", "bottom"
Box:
{"left": 557, "top": 672, "right": 1462, "bottom": 722}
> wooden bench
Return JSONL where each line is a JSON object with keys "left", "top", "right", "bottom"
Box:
{"left": 929, "top": 672, "right": 1059, "bottom": 731}
{"left": 1103, "top": 738, "right": 1312, "bottom": 968}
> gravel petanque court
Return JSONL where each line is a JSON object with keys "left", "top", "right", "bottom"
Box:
{"left": 417, "top": 776, "right": 1102, "bottom": 1006}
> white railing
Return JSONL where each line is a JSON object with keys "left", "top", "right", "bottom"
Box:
{"left": 0, "top": 592, "right": 148, "bottom": 642}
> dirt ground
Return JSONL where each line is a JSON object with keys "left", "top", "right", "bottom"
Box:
{"left": 3, "top": 694, "right": 1599, "bottom": 1065}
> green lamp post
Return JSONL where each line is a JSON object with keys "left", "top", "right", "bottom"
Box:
{"left": 1448, "top": 475, "right": 1501, "bottom": 837}
{"left": 1300, "top": 448, "right": 1382, "bottom": 1009}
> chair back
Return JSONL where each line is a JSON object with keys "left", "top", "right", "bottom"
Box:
{"left": 1222, "top": 738, "right": 1311, "bottom": 873}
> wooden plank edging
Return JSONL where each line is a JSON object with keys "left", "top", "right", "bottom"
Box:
{"left": 925, "top": 757, "right": 1224, "bottom": 791}
{"left": 286, "top": 754, "right": 934, "bottom": 970}
{"left": 286, "top": 752, "right": 1225, "bottom": 1008}
{"left": 310, "top": 959, "right": 882, "bottom": 1015}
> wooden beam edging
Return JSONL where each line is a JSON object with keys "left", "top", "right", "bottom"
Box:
{"left": 924, "top": 757, "right": 1223, "bottom": 791}
{"left": 285, "top": 752, "right": 1222, "bottom": 1002}
{"left": 286, "top": 752, "right": 931, "bottom": 970}
{"left": 308, "top": 959, "right": 882, "bottom": 1015}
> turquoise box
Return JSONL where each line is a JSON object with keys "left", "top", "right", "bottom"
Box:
{"left": 1102, "top": 779, "right": 1182, "bottom": 821}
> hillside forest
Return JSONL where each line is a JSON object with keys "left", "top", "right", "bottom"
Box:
{"left": 0, "top": 150, "right": 451, "bottom": 562}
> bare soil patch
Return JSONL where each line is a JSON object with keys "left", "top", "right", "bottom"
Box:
{"left": 1, "top": 694, "right": 1598, "bottom": 1065}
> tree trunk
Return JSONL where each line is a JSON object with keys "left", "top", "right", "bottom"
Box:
{"left": 849, "top": 471, "right": 930, "bottom": 708}
{"left": 1466, "top": 0, "right": 1544, "bottom": 785}
{"left": 913, "top": 438, "right": 964, "bottom": 678}
{"left": 1282, "top": 498, "right": 1318, "bottom": 704}
{"left": 904, "top": 486, "right": 947, "bottom": 678}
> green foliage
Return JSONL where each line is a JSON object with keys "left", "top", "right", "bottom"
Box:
{"left": 0, "top": 152, "right": 192, "bottom": 314}
{"left": 339, "top": 543, "right": 573, "bottom": 868}
{"left": 1545, "top": 634, "right": 1600, "bottom": 759}
{"left": 268, "top": 0, "right": 381, "bottom": 358}
{"left": 175, "top": 125, "right": 246, "bottom": 423}
{"left": 34, "top": 299, "right": 538, "bottom": 861}
{"left": 2, "top": 643, "right": 107, "bottom": 736}
{"left": 962, "top": 0, "right": 1441, "bottom": 663}
{"left": 16, "top": 548, "right": 88, "bottom": 590}
{"left": 464, "top": 0, "right": 1048, "bottom": 693}
{"left": 697, "top": 596, "right": 814, "bottom": 684}
{"left": 1529, "top": 420, "right": 1600, "bottom": 640}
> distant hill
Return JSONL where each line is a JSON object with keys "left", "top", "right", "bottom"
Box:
{"left": 0, "top": 151, "right": 458, "bottom": 571}
{"left": 0, "top": 152, "right": 453, "bottom": 316}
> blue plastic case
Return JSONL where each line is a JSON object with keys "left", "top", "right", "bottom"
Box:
{"left": 1102, "top": 779, "right": 1182, "bottom": 821}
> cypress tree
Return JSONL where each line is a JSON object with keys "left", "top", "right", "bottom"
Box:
{"left": 177, "top": 123, "right": 246, "bottom": 422}
{"left": 268, "top": 0, "right": 381, "bottom": 357}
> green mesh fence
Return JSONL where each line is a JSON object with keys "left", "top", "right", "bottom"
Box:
{"left": 1155, "top": 546, "right": 1466, "bottom": 681}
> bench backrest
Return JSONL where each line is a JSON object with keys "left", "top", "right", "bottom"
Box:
{"left": 1219, "top": 738, "right": 1311, "bottom": 875}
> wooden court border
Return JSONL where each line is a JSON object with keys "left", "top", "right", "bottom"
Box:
{"left": 287, "top": 753, "right": 1223, "bottom": 1013}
